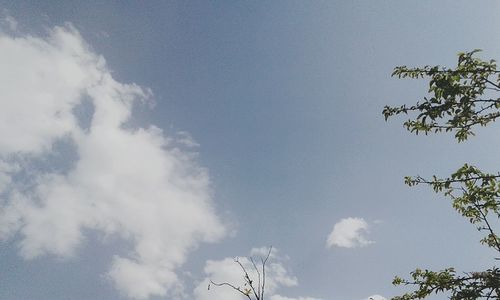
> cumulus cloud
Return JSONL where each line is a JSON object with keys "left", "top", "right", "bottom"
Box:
{"left": 326, "top": 217, "right": 374, "bottom": 249}
{"left": 194, "top": 248, "right": 322, "bottom": 300}
{"left": 0, "top": 21, "right": 225, "bottom": 298}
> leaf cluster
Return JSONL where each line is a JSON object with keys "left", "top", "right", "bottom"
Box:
{"left": 392, "top": 268, "right": 500, "bottom": 300}
{"left": 406, "top": 163, "right": 500, "bottom": 252}
{"left": 383, "top": 50, "right": 500, "bottom": 142}
{"left": 387, "top": 51, "right": 500, "bottom": 300}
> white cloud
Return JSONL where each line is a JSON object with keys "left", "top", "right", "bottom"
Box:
{"left": 326, "top": 217, "right": 374, "bottom": 249}
{"left": 194, "top": 248, "right": 322, "bottom": 300}
{"left": 0, "top": 21, "right": 226, "bottom": 299}
{"left": 363, "top": 295, "right": 387, "bottom": 300}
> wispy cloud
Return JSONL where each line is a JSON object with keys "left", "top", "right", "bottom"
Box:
{"left": 0, "top": 21, "right": 226, "bottom": 299}
{"left": 326, "top": 217, "right": 374, "bottom": 249}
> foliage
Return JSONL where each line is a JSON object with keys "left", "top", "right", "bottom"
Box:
{"left": 384, "top": 50, "right": 500, "bottom": 142}
{"left": 385, "top": 50, "right": 500, "bottom": 299}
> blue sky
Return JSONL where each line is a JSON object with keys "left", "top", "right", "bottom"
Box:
{"left": 0, "top": 1, "right": 499, "bottom": 300}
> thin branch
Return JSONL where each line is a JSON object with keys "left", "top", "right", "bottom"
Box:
{"left": 485, "top": 87, "right": 500, "bottom": 92}
{"left": 485, "top": 286, "right": 494, "bottom": 299}
{"left": 210, "top": 280, "right": 252, "bottom": 300}
{"left": 208, "top": 247, "right": 274, "bottom": 300}
{"left": 472, "top": 200, "right": 500, "bottom": 253}
{"left": 396, "top": 68, "right": 500, "bottom": 75}
{"left": 486, "top": 78, "right": 500, "bottom": 89}
{"left": 235, "top": 258, "right": 260, "bottom": 299}
{"left": 250, "top": 257, "right": 261, "bottom": 298}
{"left": 411, "top": 174, "right": 500, "bottom": 186}
{"left": 261, "top": 247, "right": 272, "bottom": 300}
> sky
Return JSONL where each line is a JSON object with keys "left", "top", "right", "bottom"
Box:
{"left": 0, "top": 1, "right": 499, "bottom": 300}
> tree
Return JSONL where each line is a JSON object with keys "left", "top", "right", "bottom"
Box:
{"left": 208, "top": 247, "right": 273, "bottom": 300}
{"left": 384, "top": 50, "right": 500, "bottom": 299}
{"left": 208, "top": 50, "right": 500, "bottom": 300}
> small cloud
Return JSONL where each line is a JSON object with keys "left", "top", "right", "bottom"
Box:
{"left": 326, "top": 217, "right": 374, "bottom": 249}
{"left": 176, "top": 131, "right": 200, "bottom": 148}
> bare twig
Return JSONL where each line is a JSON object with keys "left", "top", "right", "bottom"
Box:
{"left": 209, "top": 280, "right": 252, "bottom": 299}
{"left": 261, "top": 247, "right": 272, "bottom": 300}
{"left": 208, "top": 247, "right": 274, "bottom": 300}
